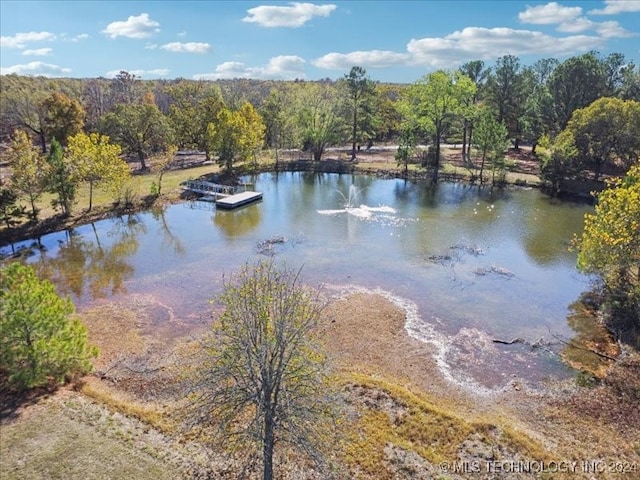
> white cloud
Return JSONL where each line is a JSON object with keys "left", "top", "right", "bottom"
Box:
{"left": 105, "top": 68, "right": 170, "bottom": 78}
{"left": 518, "top": 2, "right": 635, "bottom": 39}
{"left": 102, "top": 13, "right": 160, "bottom": 39}
{"left": 312, "top": 24, "right": 612, "bottom": 73}
{"left": 243, "top": 2, "right": 336, "bottom": 27}
{"left": 548, "top": 16, "right": 633, "bottom": 38}
{"left": 593, "top": 20, "right": 636, "bottom": 37}
{"left": 71, "top": 33, "right": 90, "bottom": 42}
{"left": 22, "top": 48, "right": 52, "bottom": 56}
{"left": 556, "top": 17, "right": 595, "bottom": 33}
{"left": 0, "top": 31, "right": 56, "bottom": 48}
{"left": 160, "top": 42, "right": 211, "bottom": 53}
{"left": 194, "top": 61, "right": 246, "bottom": 79}
{"left": 59, "top": 32, "right": 90, "bottom": 42}
{"left": 264, "top": 55, "right": 306, "bottom": 76}
{"left": 518, "top": 2, "right": 583, "bottom": 24}
{"left": 313, "top": 50, "right": 409, "bottom": 70}
{"left": 193, "top": 55, "right": 306, "bottom": 80}
{"left": 1, "top": 61, "right": 71, "bottom": 76}
{"left": 406, "top": 27, "right": 604, "bottom": 67}
{"left": 589, "top": 0, "right": 640, "bottom": 15}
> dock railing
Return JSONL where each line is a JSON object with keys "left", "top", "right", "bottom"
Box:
{"left": 181, "top": 180, "right": 237, "bottom": 197}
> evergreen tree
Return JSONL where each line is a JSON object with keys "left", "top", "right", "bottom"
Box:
{"left": 46, "top": 138, "right": 76, "bottom": 216}
{"left": 0, "top": 184, "right": 25, "bottom": 230}
{"left": 0, "top": 263, "right": 97, "bottom": 390}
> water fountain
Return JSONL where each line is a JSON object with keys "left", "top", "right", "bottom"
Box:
{"left": 318, "top": 184, "right": 397, "bottom": 220}
{"left": 338, "top": 184, "right": 361, "bottom": 209}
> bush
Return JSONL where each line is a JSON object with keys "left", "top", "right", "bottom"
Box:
{"left": 0, "top": 263, "right": 97, "bottom": 390}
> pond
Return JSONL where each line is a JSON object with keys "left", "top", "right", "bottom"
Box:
{"left": 1, "top": 172, "right": 596, "bottom": 392}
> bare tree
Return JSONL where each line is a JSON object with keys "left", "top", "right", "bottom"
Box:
{"left": 186, "top": 261, "right": 338, "bottom": 480}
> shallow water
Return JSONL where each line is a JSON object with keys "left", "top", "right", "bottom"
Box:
{"left": 2, "top": 172, "right": 595, "bottom": 392}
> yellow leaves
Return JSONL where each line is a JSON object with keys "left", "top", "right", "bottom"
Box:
{"left": 207, "top": 102, "right": 266, "bottom": 170}
{"left": 7, "top": 130, "right": 47, "bottom": 189}
{"left": 66, "top": 132, "right": 130, "bottom": 201}
{"left": 577, "top": 164, "right": 640, "bottom": 277}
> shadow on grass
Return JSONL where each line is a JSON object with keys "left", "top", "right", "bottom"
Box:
{"left": 0, "top": 380, "right": 59, "bottom": 422}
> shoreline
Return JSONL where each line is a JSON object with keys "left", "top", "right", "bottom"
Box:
{"left": 1, "top": 153, "right": 547, "bottom": 250}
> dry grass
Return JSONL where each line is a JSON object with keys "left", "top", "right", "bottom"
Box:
{"left": 0, "top": 392, "right": 182, "bottom": 480}
{"left": 81, "top": 303, "right": 146, "bottom": 371}
{"left": 80, "top": 378, "right": 174, "bottom": 434}
{"left": 339, "top": 373, "right": 553, "bottom": 479}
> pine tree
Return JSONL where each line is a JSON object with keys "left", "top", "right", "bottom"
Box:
{"left": 0, "top": 263, "right": 97, "bottom": 390}
{"left": 46, "top": 138, "right": 76, "bottom": 216}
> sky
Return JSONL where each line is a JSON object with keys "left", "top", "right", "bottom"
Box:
{"left": 1, "top": 0, "right": 639, "bottom": 84}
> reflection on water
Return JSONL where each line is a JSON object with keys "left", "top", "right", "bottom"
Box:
{"left": 213, "top": 201, "right": 262, "bottom": 238}
{"left": 29, "top": 214, "right": 144, "bottom": 300}
{"left": 151, "top": 206, "right": 185, "bottom": 255}
{"left": 1, "top": 173, "right": 596, "bottom": 391}
{"left": 562, "top": 296, "right": 619, "bottom": 378}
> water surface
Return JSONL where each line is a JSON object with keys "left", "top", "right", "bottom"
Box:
{"left": 2, "top": 172, "right": 595, "bottom": 392}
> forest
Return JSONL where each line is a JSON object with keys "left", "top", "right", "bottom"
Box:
{"left": 1, "top": 50, "right": 638, "bottom": 190}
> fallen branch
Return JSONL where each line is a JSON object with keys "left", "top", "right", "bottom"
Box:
{"left": 493, "top": 337, "right": 526, "bottom": 345}
{"left": 547, "top": 327, "right": 618, "bottom": 362}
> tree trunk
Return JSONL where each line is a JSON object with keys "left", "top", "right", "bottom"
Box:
{"left": 88, "top": 181, "right": 93, "bottom": 212}
{"left": 137, "top": 149, "right": 147, "bottom": 170}
{"left": 39, "top": 130, "right": 47, "bottom": 154}
{"left": 594, "top": 158, "right": 603, "bottom": 182}
{"left": 480, "top": 151, "right": 487, "bottom": 184}
{"left": 434, "top": 131, "right": 441, "bottom": 171}
{"left": 157, "top": 171, "right": 165, "bottom": 196}
{"left": 263, "top": 410, "right": 275, "bottom": 480}
{"left": 29, "top": 194, "right": 38, "bottom": 221}
{"left": 462, "top": 122, "right": 468, "bottom": 159}
{"left": 351, "top": 108, "right": 357, "bottom": 161}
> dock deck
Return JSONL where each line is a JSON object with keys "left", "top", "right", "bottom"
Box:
{"left": 215, "top": 191, "right": 263, "bottom": 209}
{"left": 181, "top": 179, "right": 262, "bottom": 209}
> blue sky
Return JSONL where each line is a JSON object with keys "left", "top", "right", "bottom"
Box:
{"left": 1, "top": 1, "right": 639, "bottom": 83}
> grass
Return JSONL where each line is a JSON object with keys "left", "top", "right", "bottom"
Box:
{"left": 338, "top": 372, "right": 554, "bottom": 479}
{"left": 48, "top": 163, "right": 222, "bottom": 219}
{"left": 0, "top": 394, "right": 181, "bottom": 480}
{"left": 80, "top": 378, "right": 174, "bottom": 434}
{"left": 2, "top": 343, "right": 637, "bottom": 479}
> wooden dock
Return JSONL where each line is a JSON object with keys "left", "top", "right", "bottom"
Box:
{"left": 181, "top": 180, "right": 235, "bottom": 198}
{"left": 216, "top": 191, "right": 263, "bottom": 209}
{"left": 181, "top": 179, "right": 262, "bottom": 209}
